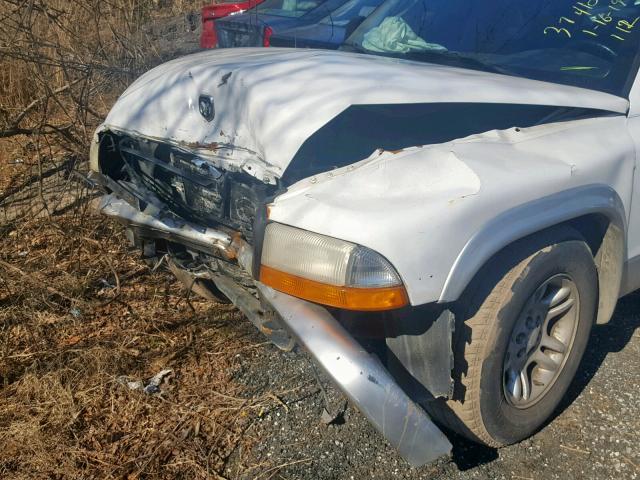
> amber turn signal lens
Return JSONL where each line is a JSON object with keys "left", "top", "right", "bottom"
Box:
{"left": 260, "top": 265, "right": 409, "bottom": 311}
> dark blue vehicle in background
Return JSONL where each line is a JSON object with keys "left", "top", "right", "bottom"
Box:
{"left": 268, "top": 0, "right": 383, "bottom": 49}
{"left": 216, "top": 0, "right": 373, "bottom": 48}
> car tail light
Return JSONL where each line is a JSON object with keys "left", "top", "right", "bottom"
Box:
{"left": 263, "top": 26, "right": 273, "bottom": 47}
{"left": 200, "top": 5, "right": 218, "bottom": 49}
{"left": 200, "top": 20, "right": 218, "bottom": 49}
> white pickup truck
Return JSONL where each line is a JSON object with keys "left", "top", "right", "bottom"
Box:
{"left": 90, "top": 0, "right": 640, "bottom": 466}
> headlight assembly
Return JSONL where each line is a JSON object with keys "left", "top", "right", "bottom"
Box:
{"left": 260, "top": 223, "right": 408, "bottom": 311}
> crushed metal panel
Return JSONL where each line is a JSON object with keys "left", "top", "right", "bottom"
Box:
{"left": 97, "top": 194, "right": 233, "bottom": 256}
{"left": 284, "top": 103, "right": 605, "bottom": 183}
{"left": 269, "top": 115, "right": 635, "bottom": 306}
{"left": 101, "top": 48, "right": 628, "bottom": 181}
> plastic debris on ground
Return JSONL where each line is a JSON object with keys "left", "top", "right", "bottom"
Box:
{"left": 117, "top": 368, "right": 173, "bottom": 395}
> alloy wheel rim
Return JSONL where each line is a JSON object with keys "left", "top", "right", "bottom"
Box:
{"left": 502, "top": 274, "right": 580, "bottom": 409}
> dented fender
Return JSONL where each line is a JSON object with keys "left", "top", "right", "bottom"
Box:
{"left": 268, "top": 115, "right": 635, "bottom": 307}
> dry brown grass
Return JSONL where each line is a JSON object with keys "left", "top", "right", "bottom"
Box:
{"left": 0, "top": 0, "right": 205, "bottom": 194}
{"left": 0, "top": 209, "right": 291, "bottom": 479}
{"left": 0, "top": 1, "right": 287, "bottom": 478}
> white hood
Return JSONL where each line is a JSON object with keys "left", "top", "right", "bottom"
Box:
{"left": 103, "top": 47, "right": 629, "bottom": 181}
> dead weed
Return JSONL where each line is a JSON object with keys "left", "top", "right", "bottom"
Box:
{"left": 0, "top": 211, "right": 282, "bottom": 479}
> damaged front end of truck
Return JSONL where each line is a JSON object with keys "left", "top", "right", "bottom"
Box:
{"left": 90, "top": 44, "right": 632, "bottom": 466}
{"left": 89, "top": 126, "right": 454, "bottom": 466}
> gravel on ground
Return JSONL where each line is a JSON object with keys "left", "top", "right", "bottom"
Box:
{"left": 223, "top": 292, "right": 640, "bottom": 479}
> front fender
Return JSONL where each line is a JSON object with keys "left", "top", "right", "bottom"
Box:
{"left": 268, "top": 116, "right": 634, "bottom": 310}
{"left": 439, "top": 185, "right": 627, "bottom": 324}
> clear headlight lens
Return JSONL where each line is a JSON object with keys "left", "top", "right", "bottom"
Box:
{"left": 260, "top": 223, "right": 408, "bottom": 311}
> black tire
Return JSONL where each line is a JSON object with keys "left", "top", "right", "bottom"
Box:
{"left": 426, "top": 227, "right": 598, "bottom": 446}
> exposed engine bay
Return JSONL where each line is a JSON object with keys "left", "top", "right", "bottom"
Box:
{"left": 92, "top": 130, "right": 297, "bottom": 350}
{"left": 92, "top": 125, "right": 457, "bottom": 400}
{"left": 96, "top": 131, "right": 279, "bottom": 242}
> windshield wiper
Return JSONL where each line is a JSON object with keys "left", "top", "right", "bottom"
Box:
{"left": 340, "top": 42, "right": 511, "bottom": 76}
{"left": 340, "top": 41, "right": 366, "bottom": 53}
{"left": 404, "top": 50, "right": 510, "bottom": 75}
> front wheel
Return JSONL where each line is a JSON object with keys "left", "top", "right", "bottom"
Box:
{"left": 427, "top": 229, "right": 598, "bottom": 446}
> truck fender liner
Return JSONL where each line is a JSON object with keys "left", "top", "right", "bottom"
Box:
{"left": 384, "top": 306, "right": 455, "bottom": 402}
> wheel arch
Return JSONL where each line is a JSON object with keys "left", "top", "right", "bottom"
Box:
{"left": 439, "top": 184, "right": 626, "bottom": 325}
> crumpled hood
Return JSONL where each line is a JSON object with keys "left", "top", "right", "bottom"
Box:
{"left": 103, "top": 47, "right": 629, "bottom": 181}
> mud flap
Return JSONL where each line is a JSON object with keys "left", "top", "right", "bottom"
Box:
{"left": 385, "top": 307, "right": 455, "bottom": 403}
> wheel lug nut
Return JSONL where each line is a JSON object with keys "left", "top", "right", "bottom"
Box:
{"left": 516, "top": 333, "right": 526, "bottom": 344}
{"left": 517, "top": 348, "right": 525, "bottom": 358}
{"left": 526, "top": 317, "right": 535, "bottom": 329}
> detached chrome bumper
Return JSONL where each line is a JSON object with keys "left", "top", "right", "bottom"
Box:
{"left": 258, "top": 284, "right": 452, "bottom": 467}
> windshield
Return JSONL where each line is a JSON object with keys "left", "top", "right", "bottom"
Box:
{"left": 319, "top": 0, "right": 383, "bottom": 26}
{"left": 256, "top": 0, "right": 326, "bottom": 17}
{"left": 344, "top": 0, "right": 640, "bottom": 96}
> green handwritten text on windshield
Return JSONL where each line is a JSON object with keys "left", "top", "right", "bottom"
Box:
{"left": 544, "top": 0, "right": 640, "bottom": 42}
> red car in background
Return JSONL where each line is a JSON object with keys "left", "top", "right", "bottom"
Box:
{"left": 200, "top": 0, "right": 265, "bottom": 48}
